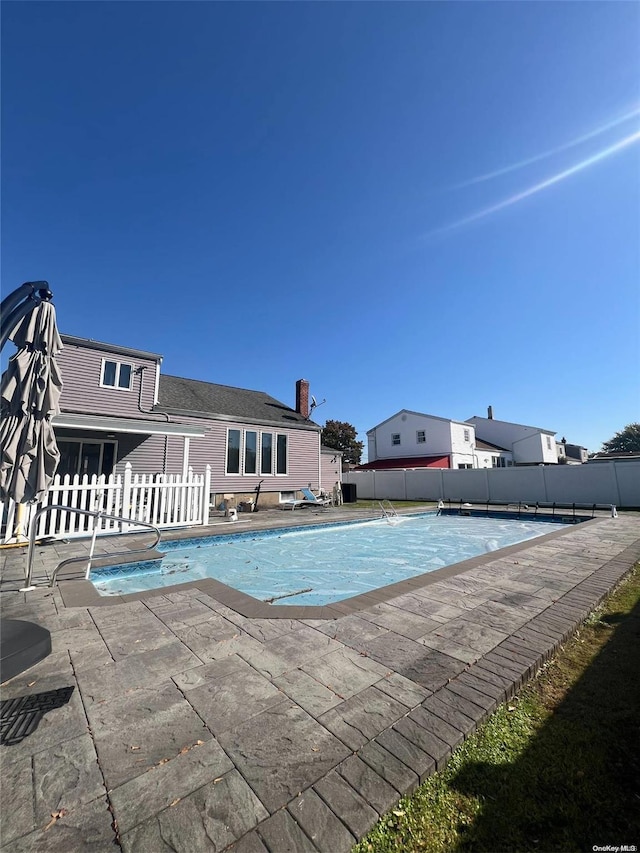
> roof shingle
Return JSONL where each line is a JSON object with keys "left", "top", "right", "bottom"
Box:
{"left": 157, "top": 374, "right": 318, "bottom": 428}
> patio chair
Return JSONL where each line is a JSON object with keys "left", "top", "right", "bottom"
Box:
{"left": 280, "top": 488, "right": 331, "bottom": 510}
{"left": 300, "top": 487, "right": 331, "bottom": 506}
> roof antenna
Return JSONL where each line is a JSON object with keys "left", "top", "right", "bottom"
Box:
{"left": 308, "top": 395, "right": 326, "bottom": 418}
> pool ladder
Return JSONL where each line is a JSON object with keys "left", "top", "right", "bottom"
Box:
{"left": 21, "top": 504, "right": 161, "bottom": 590}
{"left": 379, "top": 500, "right": 399, "bottom": 523}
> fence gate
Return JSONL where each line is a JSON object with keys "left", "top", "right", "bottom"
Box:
{"left": 0, "top": 463, "right": 212, "bottom": 543}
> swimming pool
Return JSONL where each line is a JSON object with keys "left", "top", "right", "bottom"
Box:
{"left": 91, "top": 513, "right": 571, "bottom": 605}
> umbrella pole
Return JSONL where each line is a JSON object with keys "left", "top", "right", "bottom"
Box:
{"left": 6, "top": 503, "right": 29, "bottom": 545}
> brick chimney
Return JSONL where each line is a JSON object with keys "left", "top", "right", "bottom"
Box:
{"left": 296, "top": 379, "right": 309, "bottom": 419}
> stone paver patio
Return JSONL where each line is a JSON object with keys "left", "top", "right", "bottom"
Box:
{"left": 1, "top": 506, "right": 639, "bottom": 852}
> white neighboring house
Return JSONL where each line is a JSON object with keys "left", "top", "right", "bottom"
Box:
{"left": 556, "top": 439, "right": 589, "bottom": 464}
{"left": 363, "top": 410, "right": 513, "bottom": 470}
{"left": 474, "top": 439, "right": 514, "bottom": 469}
{"left": 466, "top": 415, "right": 558, "bottom": 465}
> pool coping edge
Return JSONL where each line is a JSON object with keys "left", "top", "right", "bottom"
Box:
{"left": 57, "top": 516, "right": 600, "bottom": 617}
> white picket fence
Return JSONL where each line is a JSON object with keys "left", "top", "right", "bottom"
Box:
{"left": 1, "top": 462, "right": 212, "bottom": 543}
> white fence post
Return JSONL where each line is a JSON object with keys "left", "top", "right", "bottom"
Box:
{"left": 122, "top": 462, "right": 132, "bottom": 533}
{"left": 203, "top": 464, "right": 212, "bottom": 525}
{"left": 187, "top": 466, "right": 194, "bottom": 523}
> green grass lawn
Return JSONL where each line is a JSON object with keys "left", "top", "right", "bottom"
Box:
{"left": 353, "top": 566, "right": 640, "bottom": 853}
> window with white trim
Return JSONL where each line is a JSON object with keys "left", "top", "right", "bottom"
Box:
{"left": 463, "top": 428, "right": 470, "bottom": 442}
{"left": 245, "top": 431, "right": 257, "bottom": 475}
{"left": 261, "top": 433, "right": 273, "bottom": 474}
{"left": 225, "top": 429, "right": 288, "bottom": 476}
{"left": 226, "top": 429, "right": 241, "bottom": 474}
{"left": 101, "top": 360, "right": 133, "bottom": 390}
{"left": 276, "top": 434, "right": 288, "bottom": 474}
{"left": 546, "top": 436, "right": 552, "bottom": 449}
{"left": 416, "top": 430, "right": 426, "bottom": 444}
{"left": 391, "top": 433, "right": 401, "bottom": 446}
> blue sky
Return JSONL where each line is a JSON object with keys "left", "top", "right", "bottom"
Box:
{"left": 2, "top": 1, "right": 639, "bottom": 456}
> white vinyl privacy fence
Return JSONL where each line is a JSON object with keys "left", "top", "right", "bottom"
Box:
{"left": 343, "top": 461, "right": 640, "bottom": 509}
{"left": 1, "top": 462, "right": 212, "bottom": 543}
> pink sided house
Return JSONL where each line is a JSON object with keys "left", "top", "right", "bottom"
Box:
{"left": 53, "top": 334, "right": 327, "bottom": 508}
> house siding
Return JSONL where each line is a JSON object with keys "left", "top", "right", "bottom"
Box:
{"left": 511, "top": 432, "right": 548, "bottom": 465}
{"left": 56, "top": 336, "right": 323, "bottom": 503}
{"left": 320, "top": 451, "right": 342, "bottom": 491}
{"left": 116, "top": 433, "right": 168, "bottom": 474}
{"left": 113, "top": 413, "right": 321, "bottom": 494}
{"left": 449, "top": 421, "right": 475, "bottom": 467}
{"left": 474, "top": 449, "right": 512, "bottom": 468}
{"left": 57, "top": 340, "right": 160, "bottom": 419}
{"left": 468, "top": 417, "right": 556, "bottom": 465}
{"left": 368, "top": 412, "right": 471, "bottom": 464}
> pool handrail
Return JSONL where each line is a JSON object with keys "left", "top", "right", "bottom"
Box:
{"left": 379, "top": 500, "right": 399, "bottom": 522}
{"left": 22, "top": 504, "right": 161, "bottom": 589}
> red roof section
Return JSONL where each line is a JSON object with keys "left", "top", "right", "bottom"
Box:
{"left": 356, "top": 455, "right": 450, "bottom": 470}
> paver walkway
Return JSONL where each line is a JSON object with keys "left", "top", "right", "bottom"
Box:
{"left": 1, "top": 509, "right": 639, "bottom": 852}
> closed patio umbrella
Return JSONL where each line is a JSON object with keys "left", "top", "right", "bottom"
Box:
{"left": 1, "top": 294, "right": 62, "bottom": 683}
{"left": 0, "top": 299, "right": 63, "bottom": 512}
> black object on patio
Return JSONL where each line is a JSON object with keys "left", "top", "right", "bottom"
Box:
{"left": 0, "top": 619, "right": 52, "bottom": 687}
{"left": 341, "top": 482, "right": 357, "bottom": 503}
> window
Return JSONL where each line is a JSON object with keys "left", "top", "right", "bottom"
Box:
{"left": 458, "top": 463, "right": 473, "bottom": 469}
{"left": 463, "top": 429, "right": 470, "bottom": 442}
{"left": 226, "top": 429, "right": 287, "bottom": 476}
{"left": 276, "top": 434, "right": 288, "bottom": 474}
{"left": 416, "top": 430, "right": 426, "bottom": 444}
{"left": 57, "top": 440, "right": 116, "bottom": 478}
{"left": 492, "top": 457, "right": 506, "bottom": 468}
{"left": 101, "top": 360, "right": 132, "bottom": 390}
{"left": 279, "top": 491, "right": 296, "bottom": 503}
{"left": 245, "top": 431, "right": 257, "bottom": 474}
{"left": 226, "top": 429, "right": 241, "bottom": 474}
{"left": 391, "top": 433, "right": 401, "bottom": 446}
{"left": 261, "top": 433, "right": 273, "bottom": 474}
{"left": 546, "top": 436, "right": 552, "bottom": 449}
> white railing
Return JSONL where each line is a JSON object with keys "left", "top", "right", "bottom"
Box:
{"left": 1, "top": 462, "right": 212, "bottom": 543}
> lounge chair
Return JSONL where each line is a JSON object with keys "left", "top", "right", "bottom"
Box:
{"left": 281, "top": 488, "right": 331, "bottom": 510}
{"left": 300, "top": 487, "right": 331, "bottom": 506}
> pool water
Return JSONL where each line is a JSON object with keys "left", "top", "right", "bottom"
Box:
{"left": 91, "top": 513, "right": 569, "bottom": 605}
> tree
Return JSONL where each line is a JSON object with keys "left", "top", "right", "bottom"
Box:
{"left": 601, "top": 423, "right": 640, "bottom": 453}
{"left": 321, "top": 420, "right": 364, "bottom": 466}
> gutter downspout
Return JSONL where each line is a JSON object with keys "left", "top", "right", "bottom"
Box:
{"left": 136, "top": 366, "right": 172, "bottom": 473}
